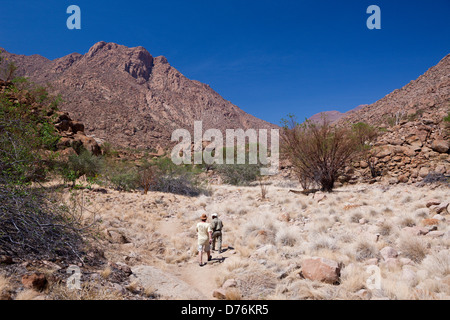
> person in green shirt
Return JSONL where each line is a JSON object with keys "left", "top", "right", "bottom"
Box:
{"left": 210, "top": 213, "right": 224, "bottom": 254}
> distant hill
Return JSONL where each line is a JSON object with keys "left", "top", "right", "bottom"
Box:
{"left": 308, "top": 105, "right": 368, "bottom": 124}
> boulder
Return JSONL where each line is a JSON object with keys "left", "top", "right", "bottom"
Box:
{"left": 397, "top": 174, "right": 409, "bottom": 183}
{"left": 374, "top": 145, "right": 395, "bottom": 158}
{"left": 431, "top": 140, "right": 449, "bottom": 153}
{"left": 418, "top": 167, "right": 430, "bottom": 178}
{"left": 106, "top": 229, "right": 129, "bottom": 244}
{"left": 360, "top": 161, "right": 369, "bottom": 169}
{"left": 71, "top": 133, "right": 101, "bottom": 155}
{"left": 21, "top": 273, "right": 48, "bottom": 291}
{"left": 300, "top": 257, "right": 341, "bottom": 284}
{"left": 432, "top": 202, "right": 449, "bottom": 215}
{"left": 70, "top": 121, "right": 85, "bottom": 134}
{"left": 426, "top": 199, "right": 441, "bottom": 208}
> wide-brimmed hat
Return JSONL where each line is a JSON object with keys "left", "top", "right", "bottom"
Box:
{"left": 212, "top": 213, "right": 218, "bottom": 217}
{"left": 201, "top": 213, "right": 207, "bottom": 220}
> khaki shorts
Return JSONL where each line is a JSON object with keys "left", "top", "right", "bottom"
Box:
{"left": 198, "top": 239, "right": 210, "bottom": 252}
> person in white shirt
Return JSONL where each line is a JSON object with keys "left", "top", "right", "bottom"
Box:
{"left": 196, "top": 213, "right": 213, "bottom": 266}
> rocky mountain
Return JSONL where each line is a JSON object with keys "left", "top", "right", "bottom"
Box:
{"left": 340, "top": 54, "right": 450, "bottom": 184}
{"left": 338, "top": 54, "right": 450, "bottom": 127}
{"left": 2, "top": 42, "right": 277, "bottom": 151}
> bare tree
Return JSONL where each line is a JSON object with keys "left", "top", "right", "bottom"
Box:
{"left": 281, "top": 115, "right": 367, "bottom": 192}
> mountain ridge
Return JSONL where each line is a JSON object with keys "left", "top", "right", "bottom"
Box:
{"left": 2, "top": 42, "right": 278, "bottom": 151}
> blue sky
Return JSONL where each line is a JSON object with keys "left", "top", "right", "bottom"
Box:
{"left": 1, "top": 0, "right": 449, "bottom": 125}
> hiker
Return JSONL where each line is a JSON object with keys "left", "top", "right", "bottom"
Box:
{"left": 196, "top": 213, "right": 212, "bottom": 266}
{"left": 210, "top": 213, "right": 224, "bottom": 253}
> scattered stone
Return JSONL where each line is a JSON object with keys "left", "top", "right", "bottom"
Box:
{"left": 222, "top": 279, "right": 237, "bottom": 289}
{"left": 432, "top": 214, "right": 446, "bottom": 221}
{"left": 212, "top": 288, "right": 227, "bottom": 300}
{"left": 421, "top": 219, "right": 440, "bottom": 226}
{"left": 313, "top": 192, "right": 327, "bottom": 203}
{"left": 402, "top": 226, "right": 429, "bottom": 236}
{"left": 418, "top": 167, "right": 430, "bottom": 178}
{"left": 355, "top": 289, "right": 372, "bottom": 300}
{"left": 433, "top": 202, "right": 449, "bottom": 215}
{"left": 106, "top": 229, "right": 129, "bottom": 244}
{"left": 426, "top": 199, "right": 441, "bottom": 208}
{"left": 380, "top": 246, "right": 398, "bottom": 261}
{"left": 397, "top": 175, "right": 409, "bottom": 183}
{"left": 300, "top": 257, "right": 341, "bottom": 284}
{"left": 427, "top": 231, "right": 445, "bottom": 238}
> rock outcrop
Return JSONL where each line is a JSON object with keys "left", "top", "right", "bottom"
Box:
{"left": 0, "top": 80, "right": 100, "bottom": 157}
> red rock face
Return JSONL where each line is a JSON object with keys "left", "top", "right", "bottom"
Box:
{"left": 3, "top": 42, "right": 278, "bottom": 151}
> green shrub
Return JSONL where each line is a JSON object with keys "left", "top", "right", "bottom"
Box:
{"left": 142, "top": 157, "right": 208, "bottom": 195}
{"left": 39, "top": 120, "right": 60, "bottom": 150}
{"left": 102, "top": 160, "right": 139, "bottom": 191}
{"left": 68, "top": 150, "right": 104, "bottom": 178}
{"left": 216, "top": 163, "right": 261, "bottom": 186}
{"left": 444, "top": 112, "right": 450, "bottom": 123}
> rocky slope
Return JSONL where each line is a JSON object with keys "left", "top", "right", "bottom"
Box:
{"left": 338, "top": 54, "right": 450, "bottom": 127}
{"left": 2, "top": 42, "right": 277, "bottom": 151}
{"left": 345, "top": 54, "right": 450, "bottom": 184}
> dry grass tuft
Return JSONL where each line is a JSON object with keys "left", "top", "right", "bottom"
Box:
{"left": 398, "top": 235, "right": 429, "bottom": 263}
